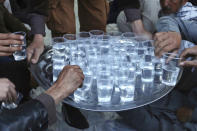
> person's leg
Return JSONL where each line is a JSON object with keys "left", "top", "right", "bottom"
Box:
{"left": 47, "top": 0, "right": 75, "bottom": 37}
{"left": 78, "top": 0, "right": 109, "bottom": 32}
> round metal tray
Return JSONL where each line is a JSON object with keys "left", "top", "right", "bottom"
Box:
{"left": 30, "top": 47, "right": 182, "bottom": 111}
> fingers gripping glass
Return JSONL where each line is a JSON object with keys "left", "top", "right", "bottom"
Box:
{"left": 11, "top": 31, "right": 27, "bottom": 61}
{"left": 1, "top": 92, "right": 23, "bottom": 110}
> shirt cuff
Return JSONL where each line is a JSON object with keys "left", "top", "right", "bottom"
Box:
{"left": 35, "top": 93, "right": 57, "bottom": 125}
{"left": 29, "top": 14, "right": 46, "bottom": 36}
{"left": 124, "top": 8, "right": 141, "bottom": 22}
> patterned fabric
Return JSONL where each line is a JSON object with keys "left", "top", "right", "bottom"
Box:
{"left": 176, "top": 2, "right": 197, "bottom": 21}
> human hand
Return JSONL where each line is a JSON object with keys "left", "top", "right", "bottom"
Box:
{"left": 176, "top": 107, "right": 193, "bottom": 123}
{"left": 46, "top": 65, "right": 84, "bottom": 104}
{"left": 0, "top": 33, "right": 24, "bottom": 56}
{"left": 0, "top": 78, "right": 17, "bottom": 103}
{"left": 26, "top": 34, "right": 44, "bottom": 64}
{"left": 180, "top": 46, "right": 197, "bottom": 67}
{"left": 154, "top": 32, "right": 181, "bottom": 57}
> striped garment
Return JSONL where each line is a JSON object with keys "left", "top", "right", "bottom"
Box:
{"left": 176, "top": 2, "right": 197, "bottom": 21}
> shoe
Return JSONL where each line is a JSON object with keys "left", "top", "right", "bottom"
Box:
{"left": 62, "top": 103, "right": 89, "bottom": 129}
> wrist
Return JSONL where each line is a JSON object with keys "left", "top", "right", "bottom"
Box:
{"left": 45, "top": 85, "right": 61, "bottom": 105}
{"left": 45, "top": 84, "right": 70, "bottom": 105}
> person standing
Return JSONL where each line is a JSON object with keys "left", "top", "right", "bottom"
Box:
{"left": 47, "top": 0, "right": 109, "bottom": 37}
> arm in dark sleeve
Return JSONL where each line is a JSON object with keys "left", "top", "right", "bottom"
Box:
{"left": 35, "top": 93, "right": 57, "bottom": 125}
{"left": 0, "top": 3, "right": 28, "bottom": 33}
{"left": 0, "top": 93, "right": 56, "bottom": 131}
{"left": 124, "top": 8, "right": 141, "bottom": 22}
{"left": 12, "top": 12, "right": 46, "bottom": 36}
{"left": 10, "top": 0, "right": 47, "bottom": 36}
{"left": 27, "top": 13, "right": 46, "bottom": 36}
{"left": 117, "top": 0, "right": 140, "bottom": 9}
{"left": 0, "top": 99, "right": 48, "bottom": 131}
{"left": 117, "top": 0, "right": 141, "bottom": 22}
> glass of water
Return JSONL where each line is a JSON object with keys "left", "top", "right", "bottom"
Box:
{"left": 74, "top": 67, "right": 93, "bottom": 102}
{"left": 141, "top": 62, "right": 155, "bottom": 82}
{"left": 12, "top": 31, "right": 26, "bottom": 61}
{"left": 89, "top": 30, "right": 104, "bottom": 39}
{"left": 119, "top": 79, "right": 135, "bottom": 103}
{"left": 77, "top": 32, "right": 90, "bottom": 39}
{"left": 52, "top": 37, "right": 66, "bottom": 82}
{"left": 63, "top": 34, "right": 77, "bottom": 40}
{"left": 161, "top": 53, "right": 181, "bottom": 86}
{"left": 1, "top": 92, "right": 23, "bottom": 110}
{"left": 97, "top": 72, "right": 113, "bottom": 105}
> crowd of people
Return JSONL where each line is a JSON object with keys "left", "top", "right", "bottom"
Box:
{"left": 0, "top": 0, "right": 197, "bottom": 130}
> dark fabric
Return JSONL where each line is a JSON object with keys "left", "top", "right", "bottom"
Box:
{"left": 47, "top": 0, "right": 108, "bottom": 34}
{"left": 0, "top": 3, "right": 28, "bottom": 34}
{"left": 124, "top": 8, "right": 141, "bottom": 22}
{"left": 62, "top": 103, "right": 89, "bottom": 129}
{"left": 175, "top": 67, "right": 197, "bottom": 92}
{"left": 0, "top": 3, "right": 31, "bottom": 101}
{"left": 189, "top": 0, "right": 197, "bottom": 6}
{"left": 36, "top": 93, "right": 57, "bottom": 125}
{"left": 0, "top": 60, "right": 31, "bottom": 101}
{"left": 78, "top": 0, "right": 109, "bottom": 32}
{"left": 107, "top": 0, "right": 140, "bottom": 23}
{"left": 9, "top": 0, "right": 48, "bottom": 36}
{"left": 0, "top": 99, "right": 48, "bottom": 131}
{"left": 118, "top": 88, "right": 197, "bottom": 131}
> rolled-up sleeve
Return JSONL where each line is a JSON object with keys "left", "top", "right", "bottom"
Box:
{"left": 29, "top": 13, "right": 46, "bottom": 36}
{"left": 156, "top": 16, "right": 181, "bottom": 33}
{"left": 36, "top": 93, "right": 57, "bottom": 125}
{"left": 124, "top": 8, "right": 141, "bottom": 22}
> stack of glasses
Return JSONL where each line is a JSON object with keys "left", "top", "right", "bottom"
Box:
{"left": 52, "top": 31, "right": 181, "bottom": 105}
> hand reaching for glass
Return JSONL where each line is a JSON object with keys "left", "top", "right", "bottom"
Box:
{"left": 46, "top": 65, "right": 85, "bottom": 105}
{"left": 154, "top": 32, "right": 182, "bottom": 57}
{"left": 0, "top": 78, "right": 17, "bottom": 103}
{"left": 180, "top": 46, "right": 197, "bottom": 67}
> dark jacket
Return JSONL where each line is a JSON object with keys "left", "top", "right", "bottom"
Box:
{"left": 107, "top": 0, "right": 140, "bottom": 23}
{"left": 9, "top": 0, "right": 48, "bottom": 36}
{"left": 189, "top": 0, "right": 197, "bottom": 6}
{"left": 0, "top": 99, "right": 48, "bottom": 131}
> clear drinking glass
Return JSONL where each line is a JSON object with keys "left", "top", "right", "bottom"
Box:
{"left": 119, "top": 79, "right": 135, "bottom": 102}
{"left": 162, "top": 53, "right": 181, "bottom": 86}
{"left": 97, "top": 72, "right": 113, "bottom": 104}
{"left": 1, "top": 92, "right": 23, "bottom": 110}
{"left": 63, "top": 34, "right": 76, "bottom": 40}
{"left": 141, "top": 62, "right": 155, "bottom": 82}
{"left": 77, "top": 32, "right": 90, "bottom": 39}
{"left": 52, "top": 37, "right": 66, "bottom": 82}
{"left": 122, "top": 32, "right": 136, "bottom": 39}
{"left": 153, "top": 58, "right": 163, "bottom": 74}
{"left": 122, "top": 32, "right": 136, "bottom": 45}
{"left": 74, "top": 67, "right": 93, "bottom": 102}
{"left": 108, "top": 31, "right": 122, "bottom": 37}
{"left": 12, "top": 31, "right": 26, "bottom": 61}
{"left": 118, "top": 64, "right": 135, "bottom": 102}
{"left": 89, "top": 30, "right": 104, "bottom": 39}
